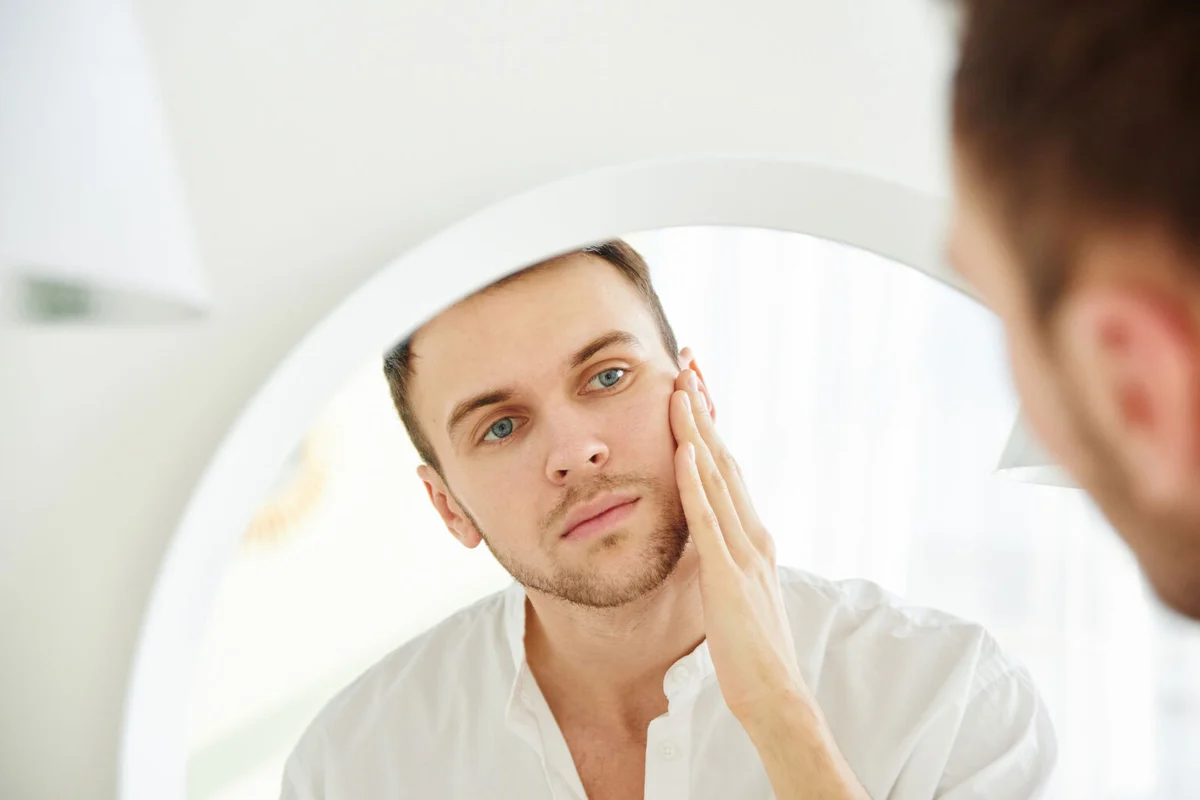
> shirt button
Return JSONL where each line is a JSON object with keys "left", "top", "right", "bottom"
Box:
{"left": 659, "top": 741, "right": 680, "bottom": 761}
{"left": 675, "top": 666, "right": 691, "bottom": 683}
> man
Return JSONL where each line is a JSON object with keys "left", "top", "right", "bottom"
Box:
{"left": 947, "top": 1, "right": 1200, "bottom": 618}
{"left": 281, "top": 241, "right": 1054, "bottom": 798}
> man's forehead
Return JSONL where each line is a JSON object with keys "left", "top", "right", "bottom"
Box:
{"left": 407, "top": 256, "right": 659, "bottom": 418}
{"left": 418, "top": 257, "right": 643, "bottom": 354}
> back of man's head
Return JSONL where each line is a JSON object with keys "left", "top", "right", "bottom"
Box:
{"left": 950, "top": 0, "right": 1200, "bottom": 618}
{"left": 952, "top": 0, "right": 1200, "bottom": 320}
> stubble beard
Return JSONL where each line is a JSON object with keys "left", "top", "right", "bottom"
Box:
{"left": 463, "top": 474, "right": 691, "bottom": 608}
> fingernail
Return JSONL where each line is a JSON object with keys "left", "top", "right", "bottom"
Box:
{"left": 685, "top": 442, "right": 696, "bottom": 463}
{"left": 686, "top": 371, "right": 699, "bottom": 391}
{"left": 680, "top": 390, "right": 691, "bottom": 410}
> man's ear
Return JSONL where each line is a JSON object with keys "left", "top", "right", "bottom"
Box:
{"left": 416, "top": 464, "right": 483, "bottom": 549}
{"left": 677, "top": 346, "right": 716, "bottom": 422}
{"left": 1057, "top": 282, "right": 1200, "bottom": 508}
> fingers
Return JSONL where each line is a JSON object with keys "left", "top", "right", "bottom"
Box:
{"left": 674, "top": 432, "right": 736, "bottom": 571}
{"left": 671, "top": 389, "right": 756, "bottom": 566}
{"left": 674, "top": 369, "right": 773, "bottom": 556}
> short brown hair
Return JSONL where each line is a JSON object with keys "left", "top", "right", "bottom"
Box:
{"left": 382, "top": 239, "right": 681, "bottom": 473}
{"left": 952, "top": 0, "right": 1200, "bottom": 321}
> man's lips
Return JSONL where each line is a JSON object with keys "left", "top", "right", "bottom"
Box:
{"left": 560, "top": 493, "right": 640, "bottom": 539}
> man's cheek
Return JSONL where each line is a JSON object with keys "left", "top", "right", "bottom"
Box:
{"left": 617, "top": 393, "right": 671, "bottom": 440}
{"left": 474, "top": 474, "right": 525, "bottom": 524}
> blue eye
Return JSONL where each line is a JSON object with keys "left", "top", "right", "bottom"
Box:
{"left": 590, "top": 368, "right": 625, "bottom": 390}
{"left": 483, "top": 417, "right": 516, "bottom": 442}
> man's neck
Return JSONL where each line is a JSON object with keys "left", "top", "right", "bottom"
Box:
{"left": 523, "top": 548, "right": 706, "bottom": 735}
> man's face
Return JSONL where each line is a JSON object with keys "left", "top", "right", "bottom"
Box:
{"left": 948, "top": 151, "right": 1200, "bottom": 618}
{"left": 409, "top": 255, "right": 692, "bottom": 608}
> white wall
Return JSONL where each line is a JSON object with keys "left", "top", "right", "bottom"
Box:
{"left": 0, "top": 1, "right": 956, "bottom": 797}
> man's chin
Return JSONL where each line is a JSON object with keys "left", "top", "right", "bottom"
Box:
{"left": 1096, "top": 492, "right": 1200, "bottom": 621}
{"left": 1144, "top": 564, "right": 1200, "bottom": 622}
{"left": 551, "top": 524, "right": 690, "bottom": 607}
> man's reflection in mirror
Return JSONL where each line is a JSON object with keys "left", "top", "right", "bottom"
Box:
{"left": 280, "top": 241, "right": 1056, "bottom": 799}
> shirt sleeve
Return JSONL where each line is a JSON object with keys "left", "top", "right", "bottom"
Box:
{"left": 278, "top": 725, "right": 327, "bottom": 800}
{"left": 932, "top": 664, "right": 1058, "bottom": 799}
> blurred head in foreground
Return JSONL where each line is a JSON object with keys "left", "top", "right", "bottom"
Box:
{"left": 948, "top": 0, "right": 1200, "bottom": 616}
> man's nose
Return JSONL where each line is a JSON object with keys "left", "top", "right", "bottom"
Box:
{"left": 545, "top": 421, "right": 610, "bottom": 485}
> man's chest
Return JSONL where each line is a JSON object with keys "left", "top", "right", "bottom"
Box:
{"left": 517, "top": 675, "right": 776, "bottom": 798}
{"left": 561, "top": 727, "right": 648, "bottom": 800}
{"left": 553, "top": 717, "right": 775, "bottom": 800}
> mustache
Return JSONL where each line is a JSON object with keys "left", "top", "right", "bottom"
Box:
{"left": 540, "top": 472, "right": 657, "bottom": 535}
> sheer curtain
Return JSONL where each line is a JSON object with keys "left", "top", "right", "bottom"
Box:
{"left": 187, "top": 226, "right": 1200, "bottom": 799}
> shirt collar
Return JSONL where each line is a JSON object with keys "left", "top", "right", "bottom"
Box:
{"left": 662, "top": 637, "right": 715, "bottom": 701}
{"left": 501, "top": 583, "right": 543, "bottom": 757}
{"left": 501, "top": 579, "right": 715, "bottom": 699}
{"left": 502, "top": 580, "right": 528, "bottom": 674}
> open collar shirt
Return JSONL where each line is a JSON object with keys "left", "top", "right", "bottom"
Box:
{"left": 281, "top": 567, "right": 1056, "bottom": 799}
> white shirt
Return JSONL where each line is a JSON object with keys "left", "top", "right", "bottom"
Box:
{"left": 281, "top": 567, "right": 1056, "bottom": 799}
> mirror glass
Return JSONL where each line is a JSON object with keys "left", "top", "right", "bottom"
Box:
{"left": 186, "top": 226, "right": 1200, "bottom": 800}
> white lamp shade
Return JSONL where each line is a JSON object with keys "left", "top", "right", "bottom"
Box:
{"left": 996, "top": 411, "right": 1080, "bottom": 488}
{"left": 0, "top": 0, "right": 208, "bottom": 321}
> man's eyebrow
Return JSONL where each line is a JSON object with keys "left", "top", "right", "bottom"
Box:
{"left": 445, "top": 331, "right": 643, "bottom": 441}
{"left": 568, "top": 330, "right": 643, "bottom": 370}
{"left": 446, "top": 389, "right": 514, "bottom": 440}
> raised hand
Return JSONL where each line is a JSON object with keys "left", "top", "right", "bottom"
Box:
{"left": 670, "top": 366, "right": 869, "bottom": 800}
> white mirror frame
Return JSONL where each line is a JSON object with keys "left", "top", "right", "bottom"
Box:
{"left": 119, "top": 155, "right": 977, "bottom": 800}
{"left": 997, "top": 411, "right": 1079, "bottom": 488}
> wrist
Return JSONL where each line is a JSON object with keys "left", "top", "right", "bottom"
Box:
{"left": 741, "top": 688, "right": 823, "bottom": 744}
{"left": 741, "top": 691, "right": 870, "bottom": 800}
